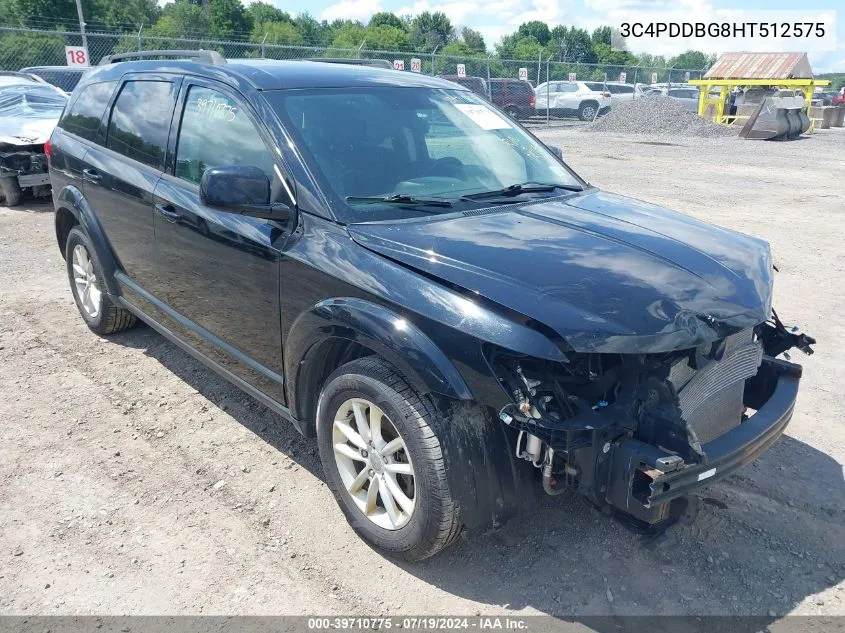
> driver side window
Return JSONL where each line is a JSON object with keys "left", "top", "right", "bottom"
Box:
{"left": 175, "top": 85, "right": 275, "bottom": 185}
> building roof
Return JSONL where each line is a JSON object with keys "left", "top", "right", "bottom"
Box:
{"left": 704, "top": 52, "right": 814, "bottom": 80}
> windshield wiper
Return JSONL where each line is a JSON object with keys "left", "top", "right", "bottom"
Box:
{"left": 345, "top": 194, "right": 453, "bottom": 208}
{"left": 460, "top": 182, "right": 583, "bottom": 201}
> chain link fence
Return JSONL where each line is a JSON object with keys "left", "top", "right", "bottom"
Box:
{"left": 1, "top": 26, "right": 707, "bottom": 126}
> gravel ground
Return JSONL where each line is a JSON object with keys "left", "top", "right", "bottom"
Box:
{"left": 587, "top": 97, "right": 738, "bottom": 137}
{"left": 1, "top": 126, "right": 844, "bottom": 618}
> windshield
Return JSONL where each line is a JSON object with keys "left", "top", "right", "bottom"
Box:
{"left": 264, "top": 87, "right": 583, "bottom": 223}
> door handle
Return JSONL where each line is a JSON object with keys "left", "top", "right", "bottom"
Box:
{"left": 154, "top": 203, "right": 181, "bottom": 223}
{"left": 82, "top": 168, "right": 101, "bottom": 184}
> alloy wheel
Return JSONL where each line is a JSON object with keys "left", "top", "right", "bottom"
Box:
{"left": 72, "top": 244, "right": 101, "bottom": 319}
{"left": 332, "top": 398, "right": 416, "bottom": 530}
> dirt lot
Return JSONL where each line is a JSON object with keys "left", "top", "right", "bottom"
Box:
{"left": 1, "top": 127, "right": 844, "bottom": 618}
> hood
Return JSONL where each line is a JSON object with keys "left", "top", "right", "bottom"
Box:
{"left": 0, "top": 117, "right": 58, "bottom": 146}
{"left": 348, "top": 190, "right": 773, "bottom": 354}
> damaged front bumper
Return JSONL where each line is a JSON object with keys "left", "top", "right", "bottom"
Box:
{"left": 605, "top": 356, "right": 800, "bottom": 524}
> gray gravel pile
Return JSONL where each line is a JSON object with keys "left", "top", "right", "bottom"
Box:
{"left": 588, "top": 97, "right": 738, "bottom": 137}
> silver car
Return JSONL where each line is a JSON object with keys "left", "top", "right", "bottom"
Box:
{"left": 644, "top": 85, "right": 701, "bottom": 112}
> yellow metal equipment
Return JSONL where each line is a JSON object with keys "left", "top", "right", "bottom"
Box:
{"left": 689, "top": 78, "right": 830, "bottom": 126}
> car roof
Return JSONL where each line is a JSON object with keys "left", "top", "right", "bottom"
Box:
{"left": 0, "top": 75, "right": 45, "bottom": 88}
{"left": 20, "top": 66, "right": 86, "bottom": 73}
{"left": 80, "top": 58, "right": 464, "bottom": 92}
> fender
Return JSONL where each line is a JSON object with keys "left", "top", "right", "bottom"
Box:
{"left": 285, "top": 297, "right": 473, "bottom": 423}
{"left": 56, "top": 184, "right": 121, "bottom": 296}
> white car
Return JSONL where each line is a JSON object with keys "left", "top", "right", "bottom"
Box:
{"left": 534, "top": 80, "right": 612, "bottom": 120}
{"left": 583, "top": 81, "right": 646, "bottom": 103}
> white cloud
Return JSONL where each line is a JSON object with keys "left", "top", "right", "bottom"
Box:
{"left": 320, "top": 0, "right": 384, "bottom": 21}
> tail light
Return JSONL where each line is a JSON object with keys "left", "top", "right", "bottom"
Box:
{"left": 44, "top": 138, "right": 52, "bottom": 162}
{"left": 529, "top": 94, "right": 535, "bottom": 106}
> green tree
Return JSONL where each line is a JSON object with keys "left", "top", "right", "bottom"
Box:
{"left": 246, "top": 2, "right": 290, "bottom": 26}
{"left": 149, "top": 1, "right": 210, "bottom": 38}
{"left": 208, "top": 0, "right": 251, "bottom": 38}
{"left": 364, "top": 24, "right": 408, "bottom": 51}
{"left": 408, "top": 11, "right": 453, "bottom": 51}
{"left": 0, "top": 31, "right": 66, "bottom": 67}
{"left": 294, "top": 13, "right": 331, "bottom": 45}
{"left": 369, "top": 12, "right": 405, "bottom": 31}
{"left": 252, "top": 20, "right": 302, "bottom": 45}
{"left": 91, "top": 0, "right": 160, "bottom": 30}
{"left": 330, "top": 21, "right": 365, "bottom": 50}
{"left": 669, "top": 50, "right": 716, "bottom": 71}
{"left": 517, "top": 20, "right": 551, "bottom": 46}
{"left": 460, "top": 26, "right": 485, "bottom": 53}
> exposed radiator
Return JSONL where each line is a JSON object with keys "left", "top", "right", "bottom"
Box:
{"left": 669, "top": 329, "right": 763, "bottom": 444}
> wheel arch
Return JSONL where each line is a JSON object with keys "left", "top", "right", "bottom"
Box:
{"left": 54, "top": 185, "right": 121, "bottom": 296}
{"left": 285, "top": 298, "right": 473, "bottom": 435}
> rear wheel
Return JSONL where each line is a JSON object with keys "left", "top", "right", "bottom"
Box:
{"left": 65, "top": 227, "right": 136, "bottom": 335}
{"left": 1, "top": 177, "right": 22, "bottom": 207}
{"left": 506, "top": 105, "right": 520, "bottom": 119}
{"left": 578, "top": 101, "right": 599, "bottom": 121}
{"left": 316, "top": 357, "right": 461, "bottom": 560}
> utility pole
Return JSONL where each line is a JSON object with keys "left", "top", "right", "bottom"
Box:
{"left": 75, "top": 0, "right": 88, "bottom": 51}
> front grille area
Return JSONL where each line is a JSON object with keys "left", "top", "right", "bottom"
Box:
{"left": 669, "top": 329, "right": 763, "bottom": 444}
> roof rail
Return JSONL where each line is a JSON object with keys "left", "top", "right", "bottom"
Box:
{"left": 0, "top": 70, "right": 48, "bottom": 83}
{"left": 98, "top": 49, "right": 226, "bottom": 66}
{"left": 306, "top": 58, "right": 393, "bottom": 69}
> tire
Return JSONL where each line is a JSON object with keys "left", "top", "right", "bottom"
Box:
{"left": 65, "top": 226, "right": 137, "bottom": 335}
{"left": 316, "top": 357, "right": 462, "bottom": 561}
{"left": 506, "top": 105, "right": 520, "bottom": 119}
{"left": 1, "top": 177, "right": 22, "bottom": 207}
{"left": 578, "top": 101, "right": 599, "bottom": 121}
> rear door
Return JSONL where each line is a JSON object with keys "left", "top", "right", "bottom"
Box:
{"left": 81, "top": 74, "right": 181, "bottom": 291}
{"left": 50, "top": 80, "right": 118, "bottom": 201}
{"left": 149, "top": 78, "right": 292, "bottom": 399}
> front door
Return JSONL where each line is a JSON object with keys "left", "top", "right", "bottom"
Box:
{"left": 150, "top": 80, "right": 293, "bottom": 400}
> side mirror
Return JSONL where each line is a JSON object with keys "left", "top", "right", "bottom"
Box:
{"left": 546, "top": 144, "right": 563, "bottom": 160}
{"left": 200, "top": 165, "right": 270, "bottom": 208}
{"left": 199, "top": 164, "right": 294, "bottom": 222}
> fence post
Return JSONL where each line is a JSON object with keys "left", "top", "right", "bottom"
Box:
{"left": 430, "top": 44, "right": 439, "bottom": 75}
{"left": 356, "top": 39, "right": 365, "bottom": 59}
{"left": 485, "top": 52, "right": 491, "bottom": 91}
{"left": 261, "top": 33, "right": 267, "bottom": 58}
{"left": 136, "top": 24, "right": 143, "bottom": 51}
{"left": 545, "top": 55, "right": 550, "bottom": 126}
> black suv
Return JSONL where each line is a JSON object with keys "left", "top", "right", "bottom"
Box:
{"left": 49, "top": 51, "right": 814, "bottom": 561}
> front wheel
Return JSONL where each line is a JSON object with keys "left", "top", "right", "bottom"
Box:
{"left": 316, "top": 357, "right": 462, "bottom": 561}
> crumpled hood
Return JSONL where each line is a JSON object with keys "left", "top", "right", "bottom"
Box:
{"left": 348, "top": 190, "right": 773, "bottom": 354}
{"left": 0, "top": 117, "right": 58, "bottom": 146}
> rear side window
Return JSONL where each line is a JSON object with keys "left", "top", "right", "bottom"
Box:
{"left": 60, "top": 81, "right": 116, "bottom": 142}
{"left": 608, "top": 84, "right": 634, "bottom": 94}
{"left": 107, "top": 80, "right": 177, "bottom": 170}
{"left": 174, "top": 85, "right": 275, "bottom": 185}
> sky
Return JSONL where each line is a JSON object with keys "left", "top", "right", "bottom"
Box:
{"left": 273, "top": 0, "right": 844, "bottom": 72}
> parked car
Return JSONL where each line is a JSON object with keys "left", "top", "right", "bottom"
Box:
{"left": 20, "top": 66, "right": 87, "bottom": 93}
{"left": 437, "top": 75, "right": 488, "bottom": 98}
{"left": 644, "top": 85, "right": 701, "bottom": 112}
{"left": 49, "top": 51, "right": 814, "bottom": 561}
{"left": 583, "top": 81, "right": 643, "bottom": 103}
{"left": 0, "top": 71, "right": 67, "bottom": 205}
{"left": 488, "top": 78, "right": 535, "bottom": 119}
{"left": 534, "top": 80, "right": 611, "bottom": 120}
{"left": 810, "top": 91, "right": 839, "bottom": 106}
